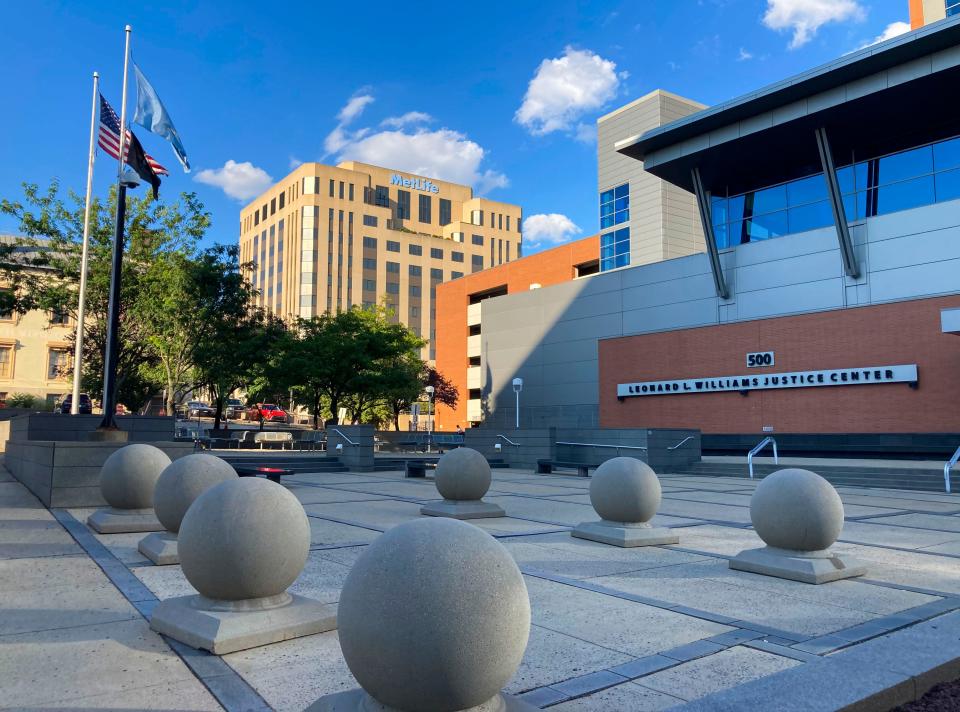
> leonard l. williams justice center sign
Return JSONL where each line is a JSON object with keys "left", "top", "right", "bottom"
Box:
{"left": 617, "top": 365, "right": 918, "bottom": 398}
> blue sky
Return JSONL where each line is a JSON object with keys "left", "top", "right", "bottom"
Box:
{"left": 0, "top": 0, "right": 910, "bottom": 253}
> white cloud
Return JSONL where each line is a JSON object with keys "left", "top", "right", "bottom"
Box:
{"left": 288, "top": 156, "right": 304, "bottom": 170}
{"left": 738, "top": 47, "right": 754, "bottom": 61}
{"left": 337, "top": 93, "right": 374, "bottom": 123}
{"left": 858, "top": 21, "right": 910, "bottom": 49}
{"left": 574, "top": 122, "right": 595, "bottom": 144}
{"left": 194, "top": 160, "right": 273, "bottom": 201}
{"left": 521, "top": 213, "right": 582, "bottom": 247}
{"left": 762, "top": 0, "right": 865, "bottom": 49}
{"left": 515, "top": 47, "right": 625, "bottom": 136}
{"left": 381, "top": 111, "right": 432, "bottom": 128}
{"left": 324, "top": 94, "right": 508, "bottom": 195}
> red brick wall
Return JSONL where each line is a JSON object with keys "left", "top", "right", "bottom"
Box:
{"left": 599, "top": 295, "right": 960, "bottom": 434}
{"left": 434, "top": 235, "right": 599, "bottom": 430}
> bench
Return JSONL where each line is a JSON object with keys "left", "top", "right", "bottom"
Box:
{"left": 537, "top": 459, "right": 598, "bottom": 478}
{"left": 234, "top": 466, "right": 293, "bottom": 484}
{"left": 398, "top": 433, "right": 465, "bottom": 453}
{"left": 405, "top": 460, "right": 437, "bottom": 478}
{"left": 296, "top": 430, "right": 326, "bottom": 451}
{"left": 253, "top": 431, "right": 293, "bottom": 450}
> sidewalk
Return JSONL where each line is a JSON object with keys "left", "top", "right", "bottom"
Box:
{"left": 0, "top": 459, "right": 223, "bottom": 710}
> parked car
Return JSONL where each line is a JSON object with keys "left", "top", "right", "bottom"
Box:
{"left": 185, "top": 401, "right": 215, "bottom": 418}
{"left": 224, "top": 398, "right": 245, "bottom": 419}
{"left": 58, "top": 393, "right": 93, "bottom": 414}
{"left": 256, "top": 403, "right": 289, "bottom": 422}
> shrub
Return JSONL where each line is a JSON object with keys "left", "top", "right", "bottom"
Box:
{"left": 6, "top": 393, "right": 40, "bottom": 409}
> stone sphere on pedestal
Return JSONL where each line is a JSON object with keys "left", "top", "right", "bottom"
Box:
{"left": 750, "top": 468, "right": 844, "bottom": 552}
{"left": 100, "top": 444, "right": 172, "bottom": 510}
{"left": 337, "top": 518, "right": 530, "bottom": 711}
{"left": 434, "top": 447, "right": 491, "bottom": 501}
{"left": 589, "top": 456, "right": 661, "bottom": 523}
{"left": 178, "top": 477, "right": 310, "bottom": 601}
{"left": 154, "top": 454, "right": 238, "bottom": 533}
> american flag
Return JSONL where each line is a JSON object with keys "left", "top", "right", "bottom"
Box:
{"left": 98, "top": 94, "right": 168, "bottom": 176}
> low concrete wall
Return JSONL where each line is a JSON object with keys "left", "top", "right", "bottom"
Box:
{"left": 326, "top": 425, "right": 375, "bottom": 472}
{"left": 464, "top": 428, "right": 556, "bottom": 469}
{"left": 7, "top": 414, "right": 175, "bottom": 443}
{"left": 5, "top": 440, "right": 194, "bottom": 508}
{"left": 554, "top": 428, "right": 700, "bottom": 471}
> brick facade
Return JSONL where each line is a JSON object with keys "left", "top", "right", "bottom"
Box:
{"left": 599, "top": 295, "right": 960, "bottom": 434}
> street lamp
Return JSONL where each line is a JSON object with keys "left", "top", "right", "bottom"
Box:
{"left": 512, "top": 377, "right": 523, "bottom": 430}
{"left": 425, "top": 385, "right": 435, "bottom": 453}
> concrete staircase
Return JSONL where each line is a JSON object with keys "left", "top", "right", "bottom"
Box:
{"left": 669, "top": 457, "right": 951, "bottom": 493}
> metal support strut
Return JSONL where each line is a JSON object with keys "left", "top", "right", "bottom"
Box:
{"left": 815, "top": 127, "right": 860, "bottom": 279}
{"left": 691, "top": 167, "right": 729, "bottom": 299}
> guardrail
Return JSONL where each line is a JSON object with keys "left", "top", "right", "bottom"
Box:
{"left": 556, "top": 441, "right": 648, "bottom": 454}
{"left": 667, "top": 435, "right": 696, "bottom": 451}
{"left": 329, "top": 428, "right": 359, "bottom": 446}
{"left": 945, "top": 445, "right": 960, "bottom": 494}
{"left": 747, "top": 436, "right": 778, "bottom": 479}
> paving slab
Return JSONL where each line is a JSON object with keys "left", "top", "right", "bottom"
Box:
{"left": 25, "top": 678, "right": 224, "bottom": 711}
{"left": 636, "top": 646, "right": 800, "bottom": 702}
{"left": 302, "top": 499, "right": 424, "bottom": 531}
{"left": 839, "top": 520, "right": 960, "bottom": 549}
{"left": 656, "top": 499, "right": 753, "bottom": 524}
{"left": 489, "top": 481, "right": 590, "bottom": 497}
{"left": 834, "top": 542, "right": 960, "bottom": 595}
{"left": 289, "top": 486, "right": 392, "bottom": 505}
{"left": 862, "top": 512, "right": 960, "bottom": 533}
{"left": 323, "top": 480, "right": 443, "bottom": 501}
{"left": 307, "top": 517, "right": 380, "bottom": 546}
{"left": 524, "top": 575, "right": 731, "bottom": 658}
{"left": 0, "top": 511, "right": 82, "bottom": 559}
{"left": 550, "top": 680, "right": 684, "bottom": 710}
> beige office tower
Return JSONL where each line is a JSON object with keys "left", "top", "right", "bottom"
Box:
{"left": 597, "top": 90, "right": 706, "bottom": 271}
{"left": 239, "top": 162, "right": 522, "bottom": 359}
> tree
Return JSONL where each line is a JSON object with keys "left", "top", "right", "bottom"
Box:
{"left": 425, "top": 367, "right": 459, "bottom": 410}
{"left": 0, "top": 181, "right": 209, "bottom": 411}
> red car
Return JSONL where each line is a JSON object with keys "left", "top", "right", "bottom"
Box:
{"left": 252, "top": 403, "right": 288, "bottom": 422}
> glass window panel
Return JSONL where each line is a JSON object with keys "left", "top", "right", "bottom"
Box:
{"left": 745, "top": 210, "right": 788, "bottom": 241}
{"left": 601, "top": 244, "right": 615, "bottom": 259}
{"left": 787, "top": 174, "right": 827, "bottom": 206}
{"left": 935, "top": 167, "right": 960, "bottom": 203}
{"left": 614, "top": 240, "right": 629, "bottom": 255}
{"left": 788, "top": 201, "right": 832, "bottom": 233}
{"left": 614, "top": 253, "right": 630, "bottom": 268}
{"left": 614, "top": 197, "right": 629, "bottom": 211}
{"left": 933, "top": 137, "right": 960, "bottom": 172}
{"left": 600, "top": 232, "right": 614, "bottom": 246}
{"left": 727, "top": 195, "right": 746, "bottom": 222}
{"left": 711, "top": 197, "right": 728, "bottom": 225}
{"left": 836, "top": 165, "right": 855, "bottom": 194}
{"left": 750, "top": 184, "right": 787, "bottom": 215}
{"left": 614, "top": 184, "right": 629, "bottom": 199}
{"left": 600, "top": 258, "right": 614, "bottom": 271}
{"left": 600, "top": 215, "right": 615, "bottom": 229}
{"left": 600, "top": 189, "right": 614, "bottom": 204}
{"left": 876, "top": 175, "right": 935, "bottom": 215}
{"left": 613, "top": 209, "right": 629, "bottom": 224}
{"left": 877, "top": 146, "right": 933, "bottom": 186}
{"left": 616, "top": 227, "right": 629, "bottom": 242}
{"left": 600, "top": 202, "right": 614, "bottom": 217}
{"left": 842, "top": 193, "right": 861, "bottom": 221}
{"left": 713, "top": 222, "right": 729, "bottom": 250}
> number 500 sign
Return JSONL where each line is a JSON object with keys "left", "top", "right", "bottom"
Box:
{"left": 746, "top": 351, "right": 775, "bottom": 367}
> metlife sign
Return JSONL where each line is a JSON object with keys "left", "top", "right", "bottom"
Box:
{"left": 617, "top": 364, "right": 918, "bottom": 398}
{"left": 391, "top": 174, "right": 439, "bottom": 193}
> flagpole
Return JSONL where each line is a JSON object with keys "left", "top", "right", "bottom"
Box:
{"left": 97, "top": 25, "right": 131, "bottom": 433}
{"left": 71, "top": 71, "right": 99, "bottom": 415}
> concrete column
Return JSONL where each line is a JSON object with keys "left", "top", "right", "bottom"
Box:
{"left": 326, "top": 425, "right": 375, "bottom": 472}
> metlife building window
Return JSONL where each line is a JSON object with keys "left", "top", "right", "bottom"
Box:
{"left": 600, "top": 183, "right": 629, "bottom": 229}
{"left": 600, "top": 228, "right": 630, "bottom": 272}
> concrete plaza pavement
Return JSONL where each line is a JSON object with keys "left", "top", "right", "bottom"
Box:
{"left": 4, "top": 457, "right": 960, "bottom": 710}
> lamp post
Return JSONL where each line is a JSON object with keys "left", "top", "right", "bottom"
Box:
{"left": 512, "top": 377, "right": 523, "bottom": 430}
{"left": 425, "top": 385, "right": 435, "bottom": 453}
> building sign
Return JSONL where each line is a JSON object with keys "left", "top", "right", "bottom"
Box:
{"left": 617, "top": 364, "right": 918, "bottom": 398}
{"left": 391, "top": 174, "right": 440, "bottom": 193}
{"left": 746, "top": 351, "right": 774, "bottom": 367}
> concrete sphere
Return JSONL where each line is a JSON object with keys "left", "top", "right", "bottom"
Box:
{"left": 338, "top": 518, "right": 530, "bottom": 711}
{"left": 154, "top": 454, "right": 238, "bottom": 533}
{"left": 434, "top": 447, "right": 491, "bottom": 501}
{"left": 178, "top": 477, "right": 309, "bottom": 601}
{"left": 100, "top": 444, "right": 171, "bottom": 510}
{"left": 751, "top": 468, "right": 845, "bottom": 552}
{"left": 589, "top": 457, "right": 662, "bottom": 523}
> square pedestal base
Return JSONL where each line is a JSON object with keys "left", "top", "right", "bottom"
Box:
{"left": 138, "top": 531, "right": 179, "bottom": 565}
{"left": 420, "top": 499, "right": 505, "bottom": 520}
{"left": 306, "top": 689, "right": 538, "bottom": 711}
{"left": 150, "top": 593, "right": 337, "bottom": 654}
{"left": 571, "top": 520, "right": 679, "bottom": 548}
{"left": 729, "top": 546, "right": 867, "bottom": 584}
{"left": 87, "top": 507, "right": 164, "bottom": 534}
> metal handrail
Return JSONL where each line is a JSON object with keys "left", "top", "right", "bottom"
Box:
{"left": 497, "top": 434, "right": 520, "bottom": 447}
{"left": 747, "top": 436, "right": 778, "bottom": 479}
{"left": 667, "top": 436, "right": 696, "bottom": 451}
{"left": 945, "top": 445, "right": 960, "bottom": 494}
{"left": 556, "top": 441, "right": 647, "bottom": 452}
{"left": 329, "top": 428, "right": 359, "bottom": 446}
